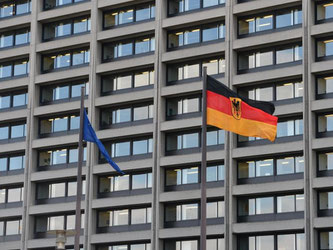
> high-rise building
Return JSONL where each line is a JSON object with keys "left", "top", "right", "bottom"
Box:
{"left": 0, "top": 0, "right": 332, "bottom": 249}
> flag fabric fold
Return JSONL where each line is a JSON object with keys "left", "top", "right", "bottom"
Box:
{"left": 206, "top": 76, "right": 278, "bottom": 142}
{"left": 83, "top": 110, "right": 124, "bottom": 174}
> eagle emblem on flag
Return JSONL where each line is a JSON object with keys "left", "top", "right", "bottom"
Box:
{"left": 230, "top": 97, "right": 242, "bottom": 120}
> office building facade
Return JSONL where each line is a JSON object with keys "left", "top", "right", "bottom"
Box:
{"left": 0, "top": 0, "right": 332, "bottom": 249}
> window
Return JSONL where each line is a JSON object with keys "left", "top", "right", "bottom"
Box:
{"left": 166, "top": 96, "right": 201, "bottom": 117}
{"left": 0, "top": 59, "right": 29, "bottom": 79}
{"left": 318, "top": 151, "right": 333, "bottom": 172}
{"left": 35, "top": 214, "right": 84, "bottom": 233}
{"left": 168, "top": 57, "right": 225, "bottom": 82}
{"left": 318, "top": 113, "right": 333, "bottom": 134}
{"left": 106, "top": 137, "right": 153, "bottom": 158}
{"left": 97, "top": 207, "right": 151, "bottom": 227}
{"left": 0, "top": 0, "right": 31, "bottom": 18}
{"left": 166, "top": 167, "right": 199, "bottom": 186}
{"left": 168, "top": 0, "right": 225, "bottom": 16}
{"left": 96, "top": 243, "right": 151, "bottom": 250}
{"left": 238, "top": 45, "right": 302, "bottom": 72}
{"left": 103, "top": 3, "right": 155, "bottom": 29}
{"left": 238, "top": 194, "right": 304, "bottom": 217}
{"left": 316, "top": 1, "right": 333, "bottom": 22}
{"left": 0, "top": 122, "right": 26, "bottom": 140}
{"left": 44, "top": 0, "right": 87, "bottom": 10}
{"left": 0, "top": 186, "right": 23, "bottom": 204}
{"left": 320, "top": 231, "right": 333, "bottom": 249}
{"left": 43, "top": 16, "right": 91, "bottom": 41}
{"left": 102, "top": 36, "right": 155, "bottom": 61}
{"left": 238, "top": 156, "right": 304, "bottom": 181}
{"left": 40, "top": 81, "right": 88, "bottom": 104}
{"left": 317, "top": 75, "right": 333, "bottom": 97}
{"left": 319, "top": 191, "right": 333, "bottom": 212}
{"left": 0, "top": 28, "right": 30, "bottom": 48}
{"left": 238, "top": 8, "right": 302, "bottom": 36}
{"left": 98, "top": 172, "right": 152, "bottom": 195}
{"left": 207, "top": 201, "right": 224, "bottom": 218}
{"left": 0, "top": 219, "right": 22, "bottom": 236}
{"left": 206, "top": 238, "right": 225, "bottom": 250}
{"left": 36, "top": 180, "right": 85, "bottom": 200}
{"left": 0, "top": 154, "right": 25, "bottom": 172}
{"left": 38, "top": 147, "right": 87, "bottom": 168}
{"left": 101, "top": 70, "right": 154, "bottom": 94}
{"left": 0, "top": 91, "right": 28, "bottom": 110}
{"left": 317, "top": 38, "right": 333, "bottom": 58}
{"left": 242, "top": 81, "right": 303, "bottom": 102}
{"left": 166, "top": 129, "right": 224, "bottom": 152}
{"left": 168, "top": 22, "right": 225, "bottom": 49}
{"left": 239, "top": 233, "right": 305, "bottom": 250}
{"left": 165, "top": 203, "right": 199, "bottom": 222}
{"left": 42, "top": 48, "right": 90, "bottom": 72}
{"left": 39, "top": 114, "right": 79, "bottom": 135}
{"left": 100, "top": 103, "right": 153, "bottom": 128}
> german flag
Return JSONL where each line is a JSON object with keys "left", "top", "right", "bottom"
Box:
{"left": 206, "top": 76, "right": 278, "bottom": 142}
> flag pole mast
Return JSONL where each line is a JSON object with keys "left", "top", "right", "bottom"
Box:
{"left": 74, "top": 86, "right": 85, "bottom": 250}
{"left": 200, "top": 67, "right": 207, "bottom": 250}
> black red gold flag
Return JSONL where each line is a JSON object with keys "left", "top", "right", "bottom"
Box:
{"left": 206, "top": 76, "right": 278, "bottom": 142}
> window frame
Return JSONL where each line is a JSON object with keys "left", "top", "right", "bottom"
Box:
{"left": 167, "top": 0, "right": 225, "bottom": 17}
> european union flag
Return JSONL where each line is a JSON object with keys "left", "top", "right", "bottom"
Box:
{"left": 83, "top": 109, "right": 124, "bottom": 175}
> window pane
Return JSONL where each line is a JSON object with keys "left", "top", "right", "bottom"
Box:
{"left": 112, "top": 142, "right": 130, "bottom": 157}
{"left": 49, "top": 183, "right": 65, "bottom": 198}
{"left": 182, "top": 133, "right": 199, "bottom": 149}
{"left": 257, "top": 236, "right": 274, "bottom": 250}
{"left": 7, "top": 188, "right": 22, "bottom": 202}
{"left": 9, "top": 156, "right": 24, "bottom": 170}
{"left": 0, "top": 32, "right": 13, "bottom": 48}
{"left": 276, "top": 82, "right": 294, "bottom": 100}
{"left": 276, "top": 10, "right": 293, "bottom": 28}
{"left": 182, "top": 167, "right": 198, "bottom": 184}
{"left": 166, "top": 169, "right": 181, "bottom": 186}
{"left": 6, "top": 220, "right": 20, "bottom": 235}
{"left": 202, "top": 25, "right": 218, "bottom": 42}
{"left": 133, "top": 139, "right": 148, "bottom": 155}
{"left": 0, "top": 63, "right": 12, "bottom": 78}
{"left": 0, "top": 189, "right": 5, "bottom": 203}
{"left": 256, "top": 15, "right": 273, "bottom": 32}
{"left": 276, "top": 47, "right": 294, "bottom": 64}
{"left": 182, "top": 204, "right": 198, "bottom": 220}
{"left": 114, "top": 175, "right": 129, "bottom": 191}
{"left": 74, "top": 18, "right": 89, "bottom": 34}
{"left": 0, "top": 126, "right": 9, "bottom": 140}
{"left": 277, "top": 157, "right": 295, "bottom": 175}
{"left": 131, "top": 208, "right": 147, "bottom": 224}
{"left": 255, "top": 87, "right": 273, "bottom": 101}
{"left": 0, "top": 95, "right": 10, "bottom": 109}
{"left": 132, "top": 174, "right": 147, "bottom": 189}
{"left": 136, "top": 5, "right": 151, "bottom": 21}
{"left": 277, "top": 195, "right": 295, "bottom": 213}
{"left": 0, "top": 158, "right": 7, "bottom": 172}
{"left": 133, "top": 106, "right": 149, "bottom": 121}
{"left": 48, "top": 216, "right": 64, "bottom": 230}
{"left": 256, "top": 159, "right": 273, "bottom": 177}
{"left": 13, "top": 93, "right": 27, "bottom": 106}
{"left": 277, "top": 234, "right": 295, "bottom": 250}
{"left": 114, "top": 209, "right": 128, "bottom": 225}
{"left": 255, "top": 51, "right": 273, "bottom": 67}
{"left": 256, "top": 197, "right": 274, "bottom": 214}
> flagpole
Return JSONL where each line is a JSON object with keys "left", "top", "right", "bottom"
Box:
{"left": 200, "top": 67, "right": 207, "bottom": 250}
{"left": 74, "top": 86, "right": 85, "bottom": 250}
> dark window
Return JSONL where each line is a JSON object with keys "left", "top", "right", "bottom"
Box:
{"left": 100, "top": 103, "right": 153, "bottom": 128}
{"left": 238, "top": 8, "right": 302, "bottom": 36}
{"left": 168, "top": 0, "right": 225, "bottom": 16}
{"left": 38, "top": 147, "right": 86, "bottom": 168}
{"left": 101, "top": 70, "right": 154, "bottom": 95}
{"left": 40, "top": 80, "right": 88, "bottom": 104}
{"left": 167, "top": 57, "right": 225, "bottom": 83}
{"left": 0, "top": 0, "right": 31, "bottom": 18}
{"left": 42, "top": 48, "right": 90, "bottom": 73}
{"left": 39, "top": 114, "right": 79, "bottom": 135}
{"left": 316, "top": 1, "right": 333, "bottom": 22}
{"left": 44, "top": 0, "right": 87, "bottom": 10}
{"left": 103, "top": 3, "right": 155, "bottom": 29}
{"left": 320, "top": 231, "right": 333, "bottom": 249}
{"left": 0, "top": 59, "right": 29, "bottom": 79}
{"left": 102, "top": 36, "right": 155, "bottom": 62}
{"left": 168, "top": 22, "right": 225, "bottom": 49}
{"left": 43, "top": 16, "right": 91, "bottom": 41}
{"left": 0, "top": 28, "right": 30, "bottom": 48}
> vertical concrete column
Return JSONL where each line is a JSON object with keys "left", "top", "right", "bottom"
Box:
{"left": 302, "top": 0, "right": 315, "bottom": 249}
{"left": 84, "top": 1, "right": 98, "bottom": 249}
{"left": 225, "top": 0, "right": 237, "bottom": 249}
{"left": 21, "top": 0, "right": 41, "bottom": 249}
{"left": 152, "top": 0, "right": 165, "bottom": 249}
